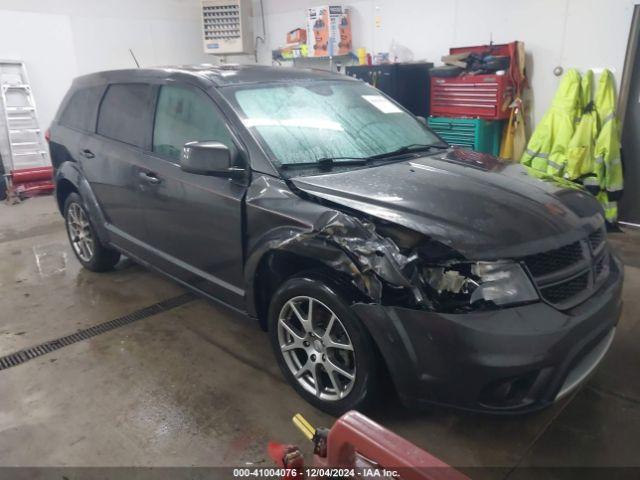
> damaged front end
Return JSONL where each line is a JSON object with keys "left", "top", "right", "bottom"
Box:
{"left": 266, "top": 210, "right": 424, "bottom": 307}
{"left": 421, "top": 261, "right": 539, "bottom": 312}
{"left": 271, "top": 209, "right": 539, "bottom": 314}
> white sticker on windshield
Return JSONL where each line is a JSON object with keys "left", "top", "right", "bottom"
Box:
{"left": 362, "top": 95, "right": 402, "bottom": 113}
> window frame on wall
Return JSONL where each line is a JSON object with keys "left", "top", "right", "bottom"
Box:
{"left": 149, "top": 82, "right": 238, "bottom": 165}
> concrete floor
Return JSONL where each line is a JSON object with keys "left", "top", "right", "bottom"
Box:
{"left": 1, "top": 196, "right": 639, "bottom": 478}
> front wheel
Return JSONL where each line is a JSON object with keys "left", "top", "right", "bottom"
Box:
{"left": 268, "top": 274, "right": 379, "bottom": 415}
{"left": 64, "top": 192, "right": 120, "bottom": 272}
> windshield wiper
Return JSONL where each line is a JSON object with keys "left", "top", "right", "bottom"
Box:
{"left": 281, "top": 156, "right": 370, "bottom": 170}
{"left": 280, "top": 144, "right": 449, "bottom": 171}
{"left": 367, "top": 143, "right": 448, "bottom": 160}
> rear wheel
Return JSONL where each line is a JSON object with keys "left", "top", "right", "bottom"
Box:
{"left": 268, "top": 274, "right": 378, "bottom": 415}
{"left": 64, "top": 192, "right": 120, "bottom": 271}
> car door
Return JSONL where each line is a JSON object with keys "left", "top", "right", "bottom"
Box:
{"left": 83, "top": 83, "right": 155, "bottom": 256}
{"left": 136, "top": 83, "right": 247, "bottom": 308}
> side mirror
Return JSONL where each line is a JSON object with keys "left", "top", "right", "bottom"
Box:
{"left": 416, "top": 116, "right": 427, "bottom": 126}
{"left": 180, "top": 141, "right": 244, "bottom": 178}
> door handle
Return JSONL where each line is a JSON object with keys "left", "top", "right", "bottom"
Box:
{"left": 80, "top": 149, "right": 95, "bottom": 159}
{"left": 138, "top": 171, "right": 161, "bottom": 185}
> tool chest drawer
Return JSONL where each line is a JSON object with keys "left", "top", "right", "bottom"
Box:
{"left": 428, "top": 116, "right": 502, "bottom": 155}
{"left": 430, "top": 74, "right": 513, "bottom": 120}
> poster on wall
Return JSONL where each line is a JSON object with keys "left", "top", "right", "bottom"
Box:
{"left": 306, "top": 5, "right": 352, "bottom": 57}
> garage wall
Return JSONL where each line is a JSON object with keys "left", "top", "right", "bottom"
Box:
{"left": 0, "top": 0, "right": 634, "bottom": 138}
{"left": 0, "top": 0, "right": 211, "bottom": 135}
{"left": 0, "top": 10, "right": 76, "bottom": 160}
{"left": 255, "top": 0, "right": 637, "bottom": 125}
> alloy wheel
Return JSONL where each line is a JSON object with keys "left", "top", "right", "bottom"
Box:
{"left": 277, "top": 296, "right": 356, "bottom": 401}
{"left": 66, "top": 202, "right": 94, "bottom": 262}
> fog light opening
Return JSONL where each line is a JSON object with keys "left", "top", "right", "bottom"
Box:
{"left": 479, "top": 371, "right": 539, "bottom": 409}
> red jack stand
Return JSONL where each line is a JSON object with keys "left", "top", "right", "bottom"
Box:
{"left": 5, "top": 166, "right": 54, "bottom": 203}
{"left": 269, "top": 411, "right": 470, "bottom": 480}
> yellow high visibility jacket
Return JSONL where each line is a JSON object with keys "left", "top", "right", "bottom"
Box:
{"left": 565, "top": 70, "right": 598, "bottom": 181}
{"left": 593, "top": 69, "right": 623, "bottom": 223}
{"left": 521, "top": 69, "right": 581, "bottom": 176}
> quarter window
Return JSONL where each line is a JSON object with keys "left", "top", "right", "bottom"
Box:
{"left": 59, "top": 86, "right": 104, "bottom": 132}
{"left": 97, "top": 83, "right": 153, "bottom": 147}
{"left": 152, "top": 84, "right": 233, "bottom": 161}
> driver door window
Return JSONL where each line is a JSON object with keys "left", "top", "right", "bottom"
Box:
{"left": 153, "top": 84, "right": 234, "bottom": 161}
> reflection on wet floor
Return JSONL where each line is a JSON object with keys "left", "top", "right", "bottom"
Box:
{"left": 33, "top": 243, "right": 68, "bottom": 277}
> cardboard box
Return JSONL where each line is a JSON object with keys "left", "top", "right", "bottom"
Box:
{"left": 307, "top": 5, "right": 352, "bottom": 57}
{"left": 286, "top": 28, "right": 307, "bottom": 46}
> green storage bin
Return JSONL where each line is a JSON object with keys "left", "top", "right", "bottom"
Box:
{"left": 428, "top": 117, "right": 503, "bottom": 156}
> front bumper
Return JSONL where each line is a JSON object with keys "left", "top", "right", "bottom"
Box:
{"left": 352, "top": 254, "right": 624, "bottom": 414}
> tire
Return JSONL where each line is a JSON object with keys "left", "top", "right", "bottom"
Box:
{"left": 268, "top": 273, "right": 379, "bottom": 415}
{"left": 63, "top": 192, "right": 120, "bottom": 272}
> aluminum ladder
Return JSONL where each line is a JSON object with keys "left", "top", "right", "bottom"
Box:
{"left": 0, "top": 60, "right": 50, "bottom": 174}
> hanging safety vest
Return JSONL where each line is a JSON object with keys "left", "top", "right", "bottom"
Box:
{"left": 521, "top": 69, "right": 581, "bottom": 176}
{"left": 565, "top": 70, "right": 598, "bottom": 181}
{"left": 592, "top": 70, "right": 623, "bottom": 223}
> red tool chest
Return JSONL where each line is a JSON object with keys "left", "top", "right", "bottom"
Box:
{"left": 430, "top": 43, "right": 517, "bottom": 120}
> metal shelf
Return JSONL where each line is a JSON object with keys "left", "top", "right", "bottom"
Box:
{"left": 274, "top": 52, "right": 358, "bottom": 72}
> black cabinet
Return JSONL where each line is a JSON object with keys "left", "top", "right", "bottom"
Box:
{"left": 345, "top": 62, "right": 433, "bottom": 118}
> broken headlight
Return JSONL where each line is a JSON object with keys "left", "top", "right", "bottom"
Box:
{"left": 423, "top": 261, "right": 539, "bottom": 310}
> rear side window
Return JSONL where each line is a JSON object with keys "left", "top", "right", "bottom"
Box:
{"left": 59, "top": 86, "right": 103, "bottom": 131}
{"left": 97, "top": 83, "right": 153, "bottom": 147}
{"left": 152, "top": 84, "right": 234, "bottom": 161}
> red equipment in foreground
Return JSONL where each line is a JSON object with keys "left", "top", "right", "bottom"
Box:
{"left": 5, "top": 166, "right": 54, "bottom": 202}
{"left": 269, "top": 411, "right": 470, "bottom": 480}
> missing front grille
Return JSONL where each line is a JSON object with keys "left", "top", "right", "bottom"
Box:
{"left": 0, "top": 292, "right": 195, "bottom": 371}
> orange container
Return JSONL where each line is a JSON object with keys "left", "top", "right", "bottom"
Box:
{"left": 286, "top": 28, "right": 306, "bottom": 46}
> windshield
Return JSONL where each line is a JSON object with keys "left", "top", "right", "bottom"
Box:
{"left": 225, "top": 81, "right": 442, "bottom": 168}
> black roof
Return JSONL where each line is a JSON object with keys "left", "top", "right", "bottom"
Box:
{"left": 74, "top": 64, "right": 357, "bottom": 88}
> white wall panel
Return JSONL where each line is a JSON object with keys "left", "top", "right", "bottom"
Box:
{"left": 0, "top": 10, "right": 77, "bottom": 151}
{"left": 149, "top": 19, "right": 215, "bottom": 67}
{"left": 70, "top": 16, "right": 156, "bottom": 74}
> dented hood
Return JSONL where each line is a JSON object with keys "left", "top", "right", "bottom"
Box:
{"left": 290, "top": 150, "right": 604, "bottom": 259}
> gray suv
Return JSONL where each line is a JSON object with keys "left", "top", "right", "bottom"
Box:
{"left": 49, "top": 65, "right": 622, "bottom": 415}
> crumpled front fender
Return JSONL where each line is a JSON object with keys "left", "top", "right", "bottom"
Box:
{"left": 243, "top": 176, "right": 420, "bottom": 319}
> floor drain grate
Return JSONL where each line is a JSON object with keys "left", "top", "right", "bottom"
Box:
{"left": 0, "top": 292, "right": 195, "bottom": 371}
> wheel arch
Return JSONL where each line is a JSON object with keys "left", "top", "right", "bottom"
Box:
{"left": 244, "top": 223, "right": 380, "bottom": 331}
{"left": 56, "top": 178, "right": 78, "bottom": 214}
{"left": 250, "top": 249, "right": 371, "bottom": 331}
{"left": 55, "top": 161, "right": 111, "bottom": 245}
